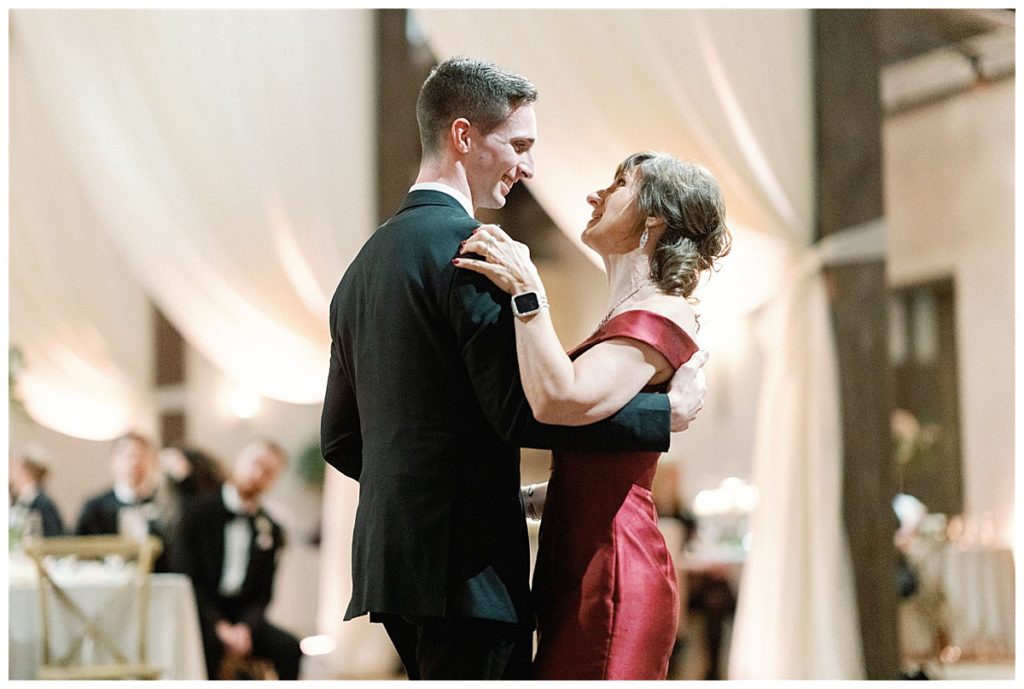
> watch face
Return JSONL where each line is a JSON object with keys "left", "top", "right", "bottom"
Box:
{"left": 514, "top": 292, "right": 540, "bottom": 314}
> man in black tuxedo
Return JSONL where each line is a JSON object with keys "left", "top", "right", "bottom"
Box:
{"left": 75, "top": 432, "right": 171, "bottom": 570}
{"left": 173, "top": 439, "right": 301, "bottom": 680}
{"left": 321, "top": 57, "right": 706, "bottom": 680}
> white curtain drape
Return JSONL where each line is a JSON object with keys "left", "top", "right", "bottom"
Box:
{"left": 11, "top": 10, "right": 375, "bottom": 411}
{"left": 414, "top": 8, "right": 864, "bottom": 678}
{"left": 11, "top": 40, "right": 155, "bottom": 440}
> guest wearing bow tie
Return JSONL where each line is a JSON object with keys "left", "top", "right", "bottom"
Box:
{"left": 74, "top": 432, "right": 171, "bottom": 570}
{"left": 172, "top": 438, "right": 301, "bottom": 680}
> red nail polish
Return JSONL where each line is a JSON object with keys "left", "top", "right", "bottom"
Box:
{"left": 452, "top": 258, "right": 460, "bottom": 265}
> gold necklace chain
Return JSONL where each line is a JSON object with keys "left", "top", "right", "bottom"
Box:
{"left": 596, "top": 285, "right": 645, "bottom": 331}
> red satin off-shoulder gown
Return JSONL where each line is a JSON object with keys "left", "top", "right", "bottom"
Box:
{"left": 531, "top": 310, "right": 698, "bottom": 680}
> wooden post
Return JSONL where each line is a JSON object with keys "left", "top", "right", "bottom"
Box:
{"left": 153, "top": 305, "right": 186, "bottom": 446}
{"left": 814, "top": 9, "right": 900, "bottom": 679}
{"left": 375, "top": 9, "right": 434, "bottom": 224}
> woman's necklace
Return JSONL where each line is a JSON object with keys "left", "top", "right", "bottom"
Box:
{"left": 596, "top": 284, "right": 645, "bottom": 331}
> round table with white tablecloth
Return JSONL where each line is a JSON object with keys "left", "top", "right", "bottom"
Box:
{"left": 7, "top": 554, "right": 207, "bottom": 680}
{"left": 941, "top": 546, "right": 1015, "bottom": 656}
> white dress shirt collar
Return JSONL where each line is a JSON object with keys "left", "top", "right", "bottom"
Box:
{"left": 113, "top": 481, "right": 155, "bottom": 505}
{"left": 409, "top": 182, "right": 475, "bottom": 218}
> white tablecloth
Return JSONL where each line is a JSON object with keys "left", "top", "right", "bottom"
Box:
{"left": 8, "top": 558, "right": 207, "bottom": 679}
{"left": 941, "top": 546, "right": 1015, "bottom": 655}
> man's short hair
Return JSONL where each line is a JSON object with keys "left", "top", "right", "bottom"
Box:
{"left": 112, "top": 431, "right": 153, "bottom": 455}
{"left": 416, "top": 57, "right": 538, "bottom": 156}
{"left": 240, "top": 437, "right": 289, "bottom": 466}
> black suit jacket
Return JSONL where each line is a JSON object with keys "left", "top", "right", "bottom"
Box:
{"left": 172, "top": 492, "right": 285, "bottom": 633}
{"left": 75, "top": 488, "right": 170, "bottom": 571}
{"left": 321, "top": 190, "right": 671, "bottom": 626}
{"left": 26, "top": 490, "right": 65, "bottom": 537}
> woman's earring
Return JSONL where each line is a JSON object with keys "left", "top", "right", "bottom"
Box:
{"left": 639, "top": 227, "right": 649, "bottom": 250}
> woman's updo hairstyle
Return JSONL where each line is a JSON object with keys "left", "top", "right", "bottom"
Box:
{"left": 619, "top": 151, "right": 731, "bottom": 299}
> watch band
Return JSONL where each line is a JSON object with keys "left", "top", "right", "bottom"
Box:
{"left": 512, "top": 291, "right": 549, "bottom": 319}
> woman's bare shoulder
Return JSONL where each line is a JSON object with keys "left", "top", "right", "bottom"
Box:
{"left": 635, "top": 294, "right": 698, "bottom": 339}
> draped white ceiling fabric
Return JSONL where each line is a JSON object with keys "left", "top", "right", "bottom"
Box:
{"left": 414, "top": 8, "right": 863, "bottom": 679}
{"left": 11, "top": 10, "right": 375, "bottom": 414}
{"left": 11, "top": 40, "right": 155, "bottom": 440}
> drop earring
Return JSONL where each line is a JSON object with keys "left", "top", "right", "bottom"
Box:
{"left": 638, "top": 227, "right": 649, "bottom": 250}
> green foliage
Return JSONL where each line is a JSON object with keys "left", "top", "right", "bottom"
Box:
{"left": 294, "top": 438, "right": 325, "bottom": 488}
{"left": 9, "top": 345, "right": 25, "bottom": 414}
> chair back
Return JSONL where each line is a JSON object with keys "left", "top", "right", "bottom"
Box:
{"left": 22, "top": 534, "right": 165, "bottom": 680}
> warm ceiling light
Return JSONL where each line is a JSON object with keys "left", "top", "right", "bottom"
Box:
{"left": 229, "top": 386, "right": 261, "bottom": 419}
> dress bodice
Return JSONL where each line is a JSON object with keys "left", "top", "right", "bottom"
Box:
{"left": 567, "top": 309, "right": 699, "bottom": 391}
{"left": 553, "top": 309, "right": 699, "bottom": 489}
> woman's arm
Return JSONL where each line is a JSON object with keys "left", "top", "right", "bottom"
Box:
{"left": 456, "top": 225, "right": 674, "bottom": 426}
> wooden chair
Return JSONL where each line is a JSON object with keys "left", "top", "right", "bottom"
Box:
{"left": 22, "top": 535, "right": 165, "bottom": 680}
{"left": 218, "top": 654, "right": 278, "bottom": 680}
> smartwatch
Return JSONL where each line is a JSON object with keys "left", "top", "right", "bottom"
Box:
{"left": 511, "top": 291, "right": 549, "bottom": 319}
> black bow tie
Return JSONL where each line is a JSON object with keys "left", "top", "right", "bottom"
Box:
{"left": 229, "top": 508, "right": 260, "bottom": 523}
{"left": 120, "top": 494, "right": 155, "bottom": 507}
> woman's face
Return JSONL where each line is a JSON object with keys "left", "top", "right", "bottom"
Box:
{"left": 581, "top": 167, "right": 644, "bottom": 256}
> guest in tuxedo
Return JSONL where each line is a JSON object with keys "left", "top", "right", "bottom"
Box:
{"left": 74, "top": 432, "right": 172, "bottom": 571}
{"left": 321, "top": 57, "right": 708, "bottom": 681}
{"left": 9, "top": 449, "right": 65, "bottom": 537}
{"left": 173, "top": 439, "right": 301, "bottom": 681}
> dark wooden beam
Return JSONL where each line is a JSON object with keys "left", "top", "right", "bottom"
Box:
{"left": 153, "top": 306, "right": 185, "bottom": 387}
{"left": 814, "top": 9, "right": 900, "bottom": 680}
{"left": 153, "top": 304, "right": 187, "bottom": 446}
{"left": 375, "top": 9, "right": 434, "bottom": 224}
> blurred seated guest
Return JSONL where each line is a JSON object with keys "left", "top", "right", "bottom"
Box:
{"left": 657, "top": 482, "right": 736, "bottom": 681}
{"left": 681, "top": 544, "right": 737, "bottom": 680}
{"left": 157, "top": 445, "right": 225, "bottom": 541}
{"left": 9, "top": 448, "right": 65, "bottom": 537}
{"left": 173, "top": 439, "right": 301, "bottom": 681}
{"left": 75, "top": 432, "right": 173, "bottom": 558}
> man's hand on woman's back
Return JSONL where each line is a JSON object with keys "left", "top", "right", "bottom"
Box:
{"left": 668, "top": 349, "right": 709, "bottom": 432}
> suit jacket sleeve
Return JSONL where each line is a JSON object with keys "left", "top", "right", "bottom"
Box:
{"left": 449, "top": 263, "right": 670, "bottom": 452}
{"left": 34, "top": 494, "right": 65, "bottom": 537}
{"left": 74, "top": 499, "right": 101, "bottom": 536}
{"left": 321, "top": 328, "right": 363, "bottom": 480}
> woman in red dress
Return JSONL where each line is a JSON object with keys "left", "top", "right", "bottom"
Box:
{"left": 455, "top": 151, "right": 730, "bottom": 679}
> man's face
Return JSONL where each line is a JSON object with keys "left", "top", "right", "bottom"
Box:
{"left": 465, "top": 103, "right": 537, "bottom": 210}
{"left": 232, "top": 444, "right": 284, "bottom": 500}
{"left": 111, "top": 439, "right": 156, "bottom": 492}
{"left": 9, "top": 459, "right": 30, "bottom": 496}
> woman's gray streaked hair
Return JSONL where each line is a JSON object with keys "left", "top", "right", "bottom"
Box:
{"left": 618, "top": 151, "right": 732, "bottom": 300}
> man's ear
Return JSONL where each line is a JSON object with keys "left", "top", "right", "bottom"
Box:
{"left": 450, "top": 118, "right": 472, "bottom": 154}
